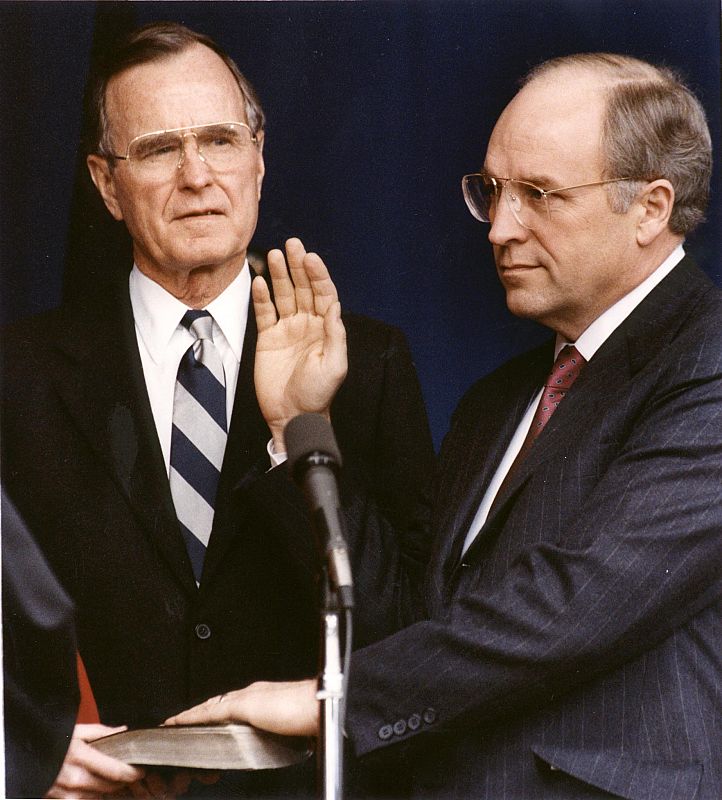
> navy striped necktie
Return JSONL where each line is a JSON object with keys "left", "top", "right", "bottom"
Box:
{"left": 169, "top": 310, "right": 228, "bottom": 584}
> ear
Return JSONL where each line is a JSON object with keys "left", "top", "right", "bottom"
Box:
{"left": 636, "top": 179, "right": 675, "bottom": 246}
{"left": 253, "top": 130, "right": 266, "bottom": 200}
{"left": 86, "top": 154, "right": 125, "bottom": 221}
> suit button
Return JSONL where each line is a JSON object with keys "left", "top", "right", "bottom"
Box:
{"left": 378, "top": 724, "right": 393, "bottom": 741}
{"left": 422, "top": 707, "right": 437, "bottom": 725}
{"left": 393, "top": 719, "right": 407, "bottom": 736}
{"left": 194, "top": 623, "right": 212, "bottom": 640}
{"left": 408, "top": 713, "right": 421, "bottom": 730}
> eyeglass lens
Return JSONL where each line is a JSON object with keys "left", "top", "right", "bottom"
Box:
{"left": 128, "top": 123, "right": 254, "bottom": 177}
{"left": 463, "top": 175, "right": 547, "bottom": 229}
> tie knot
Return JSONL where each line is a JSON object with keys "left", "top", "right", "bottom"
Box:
{"left": 546, "top": 345, "right": 585, "bottom": 390}
{"left": 181, "top": 310, "right": 214, "bottom": 341}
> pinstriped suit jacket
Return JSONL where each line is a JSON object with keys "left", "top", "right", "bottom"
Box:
{"left": 336, "top": 256, "right": 722, "bottom": 799}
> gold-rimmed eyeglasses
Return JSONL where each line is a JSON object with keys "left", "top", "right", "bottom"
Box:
{"left": 462, "top": 173, "right": 637, "bottom": 231}
{"left": 107, "top": 121, "right": 259, "bottom": 180}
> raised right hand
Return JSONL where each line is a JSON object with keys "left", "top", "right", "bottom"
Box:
{"left": 253, "top": 238, "right": 348, "bottom": 450}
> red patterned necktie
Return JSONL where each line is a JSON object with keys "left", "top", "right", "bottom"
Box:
{"left": 495, "top": 345, "right": 586, "bottom": 501}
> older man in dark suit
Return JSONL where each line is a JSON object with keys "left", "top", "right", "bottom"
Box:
{"left": 1, "top": 21, "right": 434, "bottom": 796}
{"left": 170, "top": 54, "right": 722, "bottom": 800}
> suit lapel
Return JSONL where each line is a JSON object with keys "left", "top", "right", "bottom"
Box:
{"left": 456, "top": 255, "right": 710, "bottom": 570}
{"left": 488, "top": 256, "right": 708, "bottom": 514}
{"left": 49, "top": 296, "right": 197, "bottom": 594}
{"left": 437, "top": 344, "right": 553, "bottom": 579}
{"left": 456, "top": 343, "right": 625, "bottom": 571}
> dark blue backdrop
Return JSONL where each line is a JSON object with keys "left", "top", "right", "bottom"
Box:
{"left": 1, "top": 0, "right": 720, "bottom": 446}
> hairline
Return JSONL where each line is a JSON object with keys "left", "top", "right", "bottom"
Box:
{"left": 101, "top": 43, "right": 248, "bottom": 157}
{"left": 515, "top": 54, "right": 711, "bottom": 234}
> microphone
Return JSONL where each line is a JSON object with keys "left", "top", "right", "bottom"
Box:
{"left": 285, "top": 413, "right": 354, "bottom": 609}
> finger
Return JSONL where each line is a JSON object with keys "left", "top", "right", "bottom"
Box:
{"left": 79, "top": 723, "right": 127, "bottom": 742}
{"left": 52, "top": 762, "right": 133, "bottom": 796}
{"left": 76, "top": 739, "right": 146, "bottom": 785}
{"left": 51, "top": 739, "right": 145, "bottom": 795}
{"left": 165, "top": 695, "right": 219, "bottom": 725}
{"left": 303, "top": 252, "right": 339, "bottom": 316}
{"left": 285, "top": 237, "right": 314, "bottom": 313}
{"left": 166, "top": 693, "right": 241, "bottom": 727}
{"left": 251, "top": 275, "right": 278, "bottom": 333}
{"left": 166, "top": 702, "right": 230, "bottom": 726}
{"left": 323, "top": 302, "right": 348, "bottom": 379}
{"left": 49, "top": 789, "right": 99, "bottom": 800}
{"left": 267, "top": 248, "right": 296, "bottom": 317}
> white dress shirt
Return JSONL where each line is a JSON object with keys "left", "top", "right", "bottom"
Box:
{"left": 461, "top": 244, "right": 685, "bottom": 554}
{"left": 129, "top": 263, "right": 251, "bottom": 473}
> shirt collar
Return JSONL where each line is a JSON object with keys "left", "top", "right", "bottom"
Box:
{"left": 203, "top": 266, "right": 251, "bottom": 363}
{"left": 556, "top": 243, "right": 686, "bottom": 360}
{"left": 129, "top": 262, "right": 251, "bottom": 365}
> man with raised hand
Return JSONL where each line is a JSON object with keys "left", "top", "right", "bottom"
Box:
{"left": 1, "top": 21, "right": 433, "bottom": 797}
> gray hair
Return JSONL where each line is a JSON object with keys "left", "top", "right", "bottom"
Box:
{"left": 87, "top": 21, "right": 265, "bottom": 161}
{"left": 523, "top": 53, "right": 712, "bottom": 235}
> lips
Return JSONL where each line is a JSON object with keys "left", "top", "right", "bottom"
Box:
{"left": 176, "top": 209, "right": 223, "bottom": 220}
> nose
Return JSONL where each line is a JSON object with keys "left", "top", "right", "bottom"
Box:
{"left": 177, "top": 134, "right": 213, "bottom": 188}
{"left": 487, "top": 189, "right": 529, "bottom": 246}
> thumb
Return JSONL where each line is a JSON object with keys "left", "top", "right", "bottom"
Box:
{"left": 323, "top": 301, "right": 348, "bottom": 376}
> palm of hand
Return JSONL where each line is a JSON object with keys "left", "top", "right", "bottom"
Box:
{"left": 255, "top": 311, "right": 343, "bottom": 430}
{"left": 251, "top": 239, "right": 348, "bottom": 443}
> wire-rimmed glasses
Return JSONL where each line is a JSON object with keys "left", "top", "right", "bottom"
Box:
{"left": 462, "top": 173, "right": 637, "bottom": 230}
{"left": 108, "top": 121, "right": 259, "bottom": 180}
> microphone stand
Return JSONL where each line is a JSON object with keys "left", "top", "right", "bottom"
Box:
{"left": 284, "top": 414, "right": 354, "bottom": 800}
{"left": 317, "top": 571, "right": 345, "bottom": 800}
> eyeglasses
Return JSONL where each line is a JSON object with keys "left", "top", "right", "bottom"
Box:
{"left": 108, "top": 121, "right": 259, "bottom": 180}
{"left": 461, "top": 173, "right": 636, "bottom": 231}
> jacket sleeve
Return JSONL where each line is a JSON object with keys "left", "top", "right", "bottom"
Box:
{"left": 2, "top": 491, "right": 80, "bottom": 798}
{"left": 344, "top": 333, "right": 722, "bottom": 758}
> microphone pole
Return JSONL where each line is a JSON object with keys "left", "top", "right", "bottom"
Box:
{"left": 318, "top": 575, "right": 345, "bottom": 800}
{"left": 286, "top": 414, "right": 353, "bottom": 800}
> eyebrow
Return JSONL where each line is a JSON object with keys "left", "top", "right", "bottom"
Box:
{"left": 522, "top": 173, "right": 560, "bottom": 188}
{"left": 482, "top": 167, "right": 561, "bottom": 188}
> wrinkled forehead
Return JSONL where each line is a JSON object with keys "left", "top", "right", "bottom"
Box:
{"left": 484, "top": 72, "right": 607, "bottom": 184}
{"left": 105, "top": 44, "right": 246, "bottom": 142}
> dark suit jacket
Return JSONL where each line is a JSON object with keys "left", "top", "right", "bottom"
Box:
{"left": 255, "top": 257, "right": 722, "bottom": 799}
{"left": 2, "top": 491, "right": 79, "bottom": 798}
{"left": 0, "top": 265, "right": 434, "bottom": 730}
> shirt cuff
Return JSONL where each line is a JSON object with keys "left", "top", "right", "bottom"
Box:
{"left": 267, "top": 438, "right": 288, "bottom": 469}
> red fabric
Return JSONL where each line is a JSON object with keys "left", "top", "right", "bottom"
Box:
{"left": 494, "top": 346, "right": 586, "bottom": 504}
{"left": 75, "top": 652, "right": 100, "bottom": 723}
{"left": 519, "top": 345, "right": 586, "bottom": 452}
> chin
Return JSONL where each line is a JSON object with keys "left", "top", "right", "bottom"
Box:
{"left": 173, "top": 245, "right": 241, "bottom": 271}
{"left": 504, "top": 290, "right": 545, "bottom": 322}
